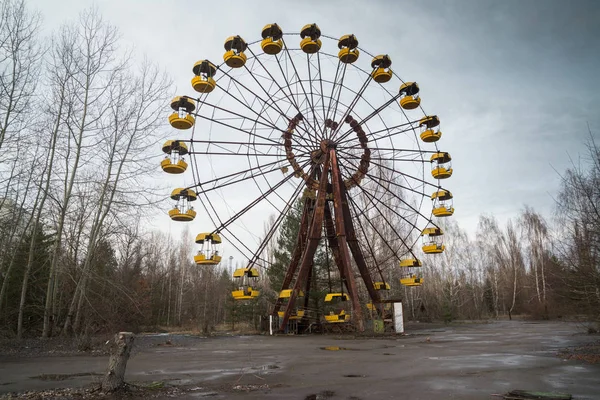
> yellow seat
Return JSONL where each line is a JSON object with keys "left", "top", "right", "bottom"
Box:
{"left": 373, "top": 282, "right": 390, "bottom": 290}
{"left": 194, "top": 253, "right": 222, "bottom": 265}
{"left": 422, "top": 243, "right": 445, "bottom": 254}
{"left": 278, "top": 310, "right": 305, "bottom": 320}
{"left": 233, "top": 267, "right": 259, "bottom": 278}
{"left": 433, "top": 206, "right": 454, "bottom": 217}
{"left": 367, "top": 302, "right": 391, "bottom": 311}
{"left": 371, "top": 67, "right": 393, "bottom": 83}
{"left": 300, "top": 37, "right": 321, "bottom": 54}
{"left": 223, "top": 50, "right": 247, "bottom": 68}
{"left": 400, "top": 276, "right": 423, "bottom": 286}
{"left": 432, "top": 166, "right": 453, "bottom": 179}
{"left": 279, "top": 289, "right": 304, "bottom": 298}
{"left": 420, "top": 129, "right": 442, "bottom": 142}
{"left": 338, "top": 47, "right": 359, "bottom": 63}
{"left": 191, "top": 76, "right": 216, "bottom": 93}
{"left": 324, "top": 310, "right": 351, "bottom": 323}
{"left": 231, "top": 287, "right": 260, "bottom": 300}
{"left": 168, "top": 113, "right": 195, "bottom": 130}
{"left": 400, "top": 96, "right": 421, "bottom": 110}
{"left": 261, "top": 37, "right": 283, "bottom": 55}
{"left": 161, "top": 158, "right": 188, "bottom": 174}
{"left": 168, "top": 208, "right": 196, "bottom": 222}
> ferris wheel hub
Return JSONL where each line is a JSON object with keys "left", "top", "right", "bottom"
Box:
{"left": 320, "top": 138, "right": 336, "bottom": 152}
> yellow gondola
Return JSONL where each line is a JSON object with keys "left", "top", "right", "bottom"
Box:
{"left": 261, "top": 23, "right": 283, "bottom": 55}
{"left": 300, "top": 23, "right": 322, "bottom": 54}
{"left": 399, "top": 257, "right": 423, "bottom": 287}
{"left": 191, "top": 60, "right": 217, "bottom": 93}
{"left": 399, "top": 81, "right": 420, "bottom": 110}
{"left": 161, "top": 140, "right": 189, "bottom": 174}
{"left": 431, "top": 152, "right": 453, "bottom": 179}
{"left": 194, "top": 232, "right": 222, "bottom": 265}
{"left": 371, "top": 55, "right": 392, "bottom": 83}
{"left": 419, "top": 115, "right": 442, "bottom": 143}
{"left": 431, "top": 190, "right": 454, "bottom": 217}
{"left": 223, "top": 36, "right": 248, "bottom": 68}
{"left": 399, "top": 258, "right": 422, "bottom": 268}
{"left": 231, "top": 267, "right": 259, "bottom": 300}
{"left": 168, "top": 96, "right": 196, "bottom": 130}
{"left": 168, "top": 188, "right": 197, "bottom": 222}
{"left": 421, "top": 226, "right": 445, "bottom": 254}
{"left": 338, "top": 34, "right": 359, "bottom": 64}
{"left": 324, "top": 292, "right": 350, "bottom": 323}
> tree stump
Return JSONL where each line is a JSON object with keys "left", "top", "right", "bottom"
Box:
{"left": 101, "top": 332, "right": 134, "bottom": 392}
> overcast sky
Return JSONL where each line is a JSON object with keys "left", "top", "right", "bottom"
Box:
{"left": 28, "top": 0, "right": 600, "bottom": 249}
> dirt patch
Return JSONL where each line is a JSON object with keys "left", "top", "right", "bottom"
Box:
{"left": 30, "top": 372, "right": 101, "bottom": 381}
{"left": 305, "top": 390, "right": 335, "bottom": 399}
{"left": 557, "top": 340, "right": 600, "bottom": 364}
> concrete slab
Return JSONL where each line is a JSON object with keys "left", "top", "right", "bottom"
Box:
{"left": 0, "top": 321, "right": 598, "bottom": 399}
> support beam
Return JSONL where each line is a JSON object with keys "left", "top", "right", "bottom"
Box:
{"left": 279, "top": 152, "right": 330, "bottom": 332}
{"left": 272, "top": 196, "right": 313, "bottom": 315}
{"left": 330, "top": 149, "right": 365, "bottom": 332}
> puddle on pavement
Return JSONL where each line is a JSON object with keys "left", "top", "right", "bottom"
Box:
{"left": 343, "top": 374, "right": 366, "bottom": 378}
{"left": 320, "top": 346, "right": 362, "bottom": 351}
{"left": 30, "top": 372, "right": 101, "bottom": 381}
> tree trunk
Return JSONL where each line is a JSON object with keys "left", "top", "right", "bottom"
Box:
{"left": 101, "top": 332, "right": 134, "bottom": 392}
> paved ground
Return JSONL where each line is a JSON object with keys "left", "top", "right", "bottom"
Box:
{"left": 0, "top": 321, "right": 599, "bottom": 399}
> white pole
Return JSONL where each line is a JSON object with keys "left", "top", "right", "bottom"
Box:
{"left": 269, "top": 315, "right": 273, "bottom": 335}
{"left": 393, "top": 302, "right": 404, "bottom": 333}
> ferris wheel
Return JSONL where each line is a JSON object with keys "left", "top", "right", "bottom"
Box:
{"left": 162, "top": 23, "right": 454, "bottom": 332}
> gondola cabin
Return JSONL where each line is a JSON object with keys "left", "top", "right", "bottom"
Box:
{"left": 194, "top": 232, "right": 222, "bottom": 265}
{"left": 191, "top": 60, "right": 217, "bottom": 93}
{"left": 338, "top": 34, "right": 359, "bottom": 64}
{"left": 431, "top": 190, "right": 454, "bottom": 217}
{"left": 223, "top": 36, "right": 248, "bottom": 68}
{"left": 168, "top": 96, "right": 196, "bottom": 130}
{"left": 399, "top": 82, "right": 420, "bottom": 110}
{"left": 161, "top": 140, "right": 188, "bottom": 174}
{"left": 168, "top": 188, "right": 197, "bottom": 222}
{"left": 399, "top": 258, "right": 422, "bottom": 268}
{"left": 419, "top": 115, "right": 441, "bottom": 143}
{"left": 371, "top": 55, "right": 392, "bottom": 83}
{"left": 324, "top": 292, "right": 351, "bottom": 323}
{"left": 300, "top": 23, "right": 322, "bottom": 54}
{"left": 431, "top": 152, "right": 453, "bottom": 179}
{"left": 421, "top": 226, "right": 445, "bottom": 254}
{"left": 261, "top": 23, "right": 283, "bottom": 55}
{"left": 231, "top": 267, "right": 259, "bottom": 300}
